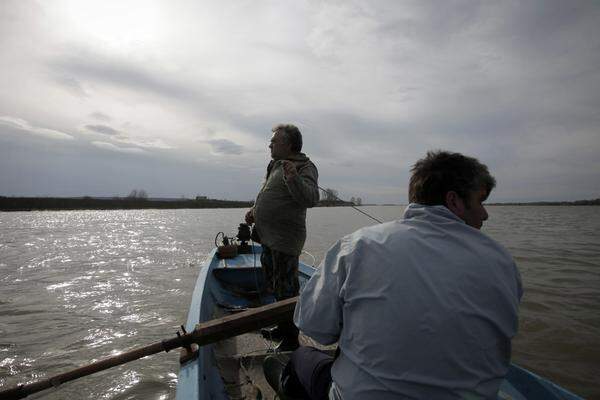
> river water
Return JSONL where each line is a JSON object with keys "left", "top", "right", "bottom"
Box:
{"left": 0, "top": 206, "right": 599, "bottom": 399}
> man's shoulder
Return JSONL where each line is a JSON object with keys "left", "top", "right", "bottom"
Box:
{"left": 296, "top": 157, "right": 318, "bottom": 172}
{"left": 289, "top": 152, "right": 316, "bottom": 166}
{"left": 342, "top": 220, "right": 408, "bottom": 249}
{"left": 385, "top": 217, "right": 513, "bottom": 262}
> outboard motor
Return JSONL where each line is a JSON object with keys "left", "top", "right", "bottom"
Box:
{"left": 215, "top": 222, "right": 254, "bottom": 258}
{"left": 215, "top": 232, "right": 237, "bottom": 259}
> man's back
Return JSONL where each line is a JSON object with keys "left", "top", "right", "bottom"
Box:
{"left": 295, "top": 204, "right": 522, "bottom": 400}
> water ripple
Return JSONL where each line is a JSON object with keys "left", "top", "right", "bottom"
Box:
{"left": 0, "top": 207, "right": 598, "bottom": 398}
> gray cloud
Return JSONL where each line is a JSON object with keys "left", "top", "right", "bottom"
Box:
{"left": 114, "top": 136, "right": 175, "bottom": 150}
{"left": 84, "top": 123, "right": 174, "bottom": 150}
{"left": 90, "top": 112, "right": 111, "bottom": 122}
{"left": 0, "top": 116, "right": 74, "bottom": 141}
{"left": 0, "top": 132, "right": 257, "bottom": 199}
{"left": 49, "top": 50, "right": 198, "bottom": 101}
{"left": 54, "top": 75, "right": 88, "bottom": 97}
{"left": 206, "top": 139, "right": 244, "bottom": 155}
{"left": 85, "top": 124, "right": 120, "bottom": 136}
{"left": 91, "top": 141, "right": 147, "bottom": 155}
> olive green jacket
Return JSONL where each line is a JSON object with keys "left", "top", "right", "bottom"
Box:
{"left": 253, "top": 153, "right": 319, "bottom": 256}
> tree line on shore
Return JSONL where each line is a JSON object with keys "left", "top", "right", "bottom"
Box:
{"left": 3, "top": 192, "right": 595, "bottom": 211}
{"left": 0, "top": 187, "right": 362, "bottom": 211}
{"left": 319, "top": 187, "right": 362, "bottom": 206}
{"left": 0, "top": 196, "right": 254, "bottom": 211}
{"left": 0, "top": 196, "right": 355, "bottom": 211}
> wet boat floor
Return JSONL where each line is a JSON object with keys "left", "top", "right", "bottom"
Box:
{"left": 213, "top": 308, "right": 335, "bottom": 399}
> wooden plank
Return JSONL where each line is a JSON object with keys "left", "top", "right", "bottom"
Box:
{"left": 190, "top": 296, "right": 298, "bottom": 345}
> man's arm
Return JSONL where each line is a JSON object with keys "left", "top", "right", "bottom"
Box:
{"left": 293, "top": 238, "right": 348, "bottom": 345}
{"left": 282, "top": 161, "right": 319, "bottom": 207}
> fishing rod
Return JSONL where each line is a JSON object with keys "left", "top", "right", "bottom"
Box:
{"left": 0, "top": 297, "right": 298, "bottom": 400}
{"left": 317, "top": 185, "right": 383, "bottom": 224}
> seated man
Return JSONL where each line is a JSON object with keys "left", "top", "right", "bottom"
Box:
{"left": 264, "top": 150, "right": 523, "bottom": 400}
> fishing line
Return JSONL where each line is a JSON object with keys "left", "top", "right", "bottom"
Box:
{"left": 317, "top": 185, "right": 384, "bottom": 224}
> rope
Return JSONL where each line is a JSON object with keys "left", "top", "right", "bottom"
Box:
{"left": 301, "top": 250, "right": 317, "bottom": 268}
{"left": 317, "top": 185, "right": 384, "bottom": 224}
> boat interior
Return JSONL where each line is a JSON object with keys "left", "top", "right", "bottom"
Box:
{"left": 177, "top": 247, "right": 333, "bottom": 400}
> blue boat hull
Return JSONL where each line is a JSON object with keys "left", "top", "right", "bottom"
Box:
{"left": 176, "top": 246, "right": 583, "bottom": 400}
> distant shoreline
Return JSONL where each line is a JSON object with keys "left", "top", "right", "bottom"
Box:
{"left": 487, "top": 199, "right": 600, "bottom": 206}
{"left": 373, "top": 200, "right": 600, "bottom": 206}
{"left": 0, "top": 196, "right": 598, "bottom": 211}
{"left": 0, "top": 196, "right": 351, "bottom": 212}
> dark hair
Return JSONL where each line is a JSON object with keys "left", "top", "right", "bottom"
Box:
{"left": 408, "top": 150, "right": 496, "bottom": 206}
{"left": 273, "top": 124, "right": 302, "bottom": 153}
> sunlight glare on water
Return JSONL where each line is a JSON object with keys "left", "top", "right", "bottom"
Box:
{"left": 0, "top": 207, "right": 599, "bottom": 399}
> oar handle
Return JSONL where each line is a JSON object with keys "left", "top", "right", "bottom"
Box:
{"left": 0, "top": 297, "right": 298, "bottom": 400}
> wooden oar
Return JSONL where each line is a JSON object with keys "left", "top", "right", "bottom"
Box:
{"left": 0, "top": 297, "right": 298, "bottom": 400}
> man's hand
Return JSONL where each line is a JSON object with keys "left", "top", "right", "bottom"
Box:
{"left": 245, "top": 208, "right": 255, "bottom": 224}
{"left": 282, "top": 161, "right": 298, "bottom": 180}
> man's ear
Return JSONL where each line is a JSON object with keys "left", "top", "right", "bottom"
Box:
{"left": 445, "top": 191, "right": 465, "bottom": 219}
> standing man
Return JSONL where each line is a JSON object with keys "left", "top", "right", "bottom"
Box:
{"left": 264, "top": 151, "right": 522, "bottom": 400}
{"left": 246, "top": 124, "right": 319, "bottom": 351}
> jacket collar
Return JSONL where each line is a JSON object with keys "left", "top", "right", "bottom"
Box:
{"left": 403, "top": 203, "right": 465, "bottom": 224}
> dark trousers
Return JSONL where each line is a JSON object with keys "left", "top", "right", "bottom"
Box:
{"left": 260, "top": 245, "right": 300, "bottom": 300}
{"left": 284, "top": 346, "right": 334, "bottom": 400}
{"left": 261, "top": 245, "right": 300, "bottom": 341}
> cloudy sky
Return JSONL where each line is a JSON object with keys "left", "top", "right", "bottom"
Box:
{"left": 1, "top": 0, "right": 599, "bottom": 203}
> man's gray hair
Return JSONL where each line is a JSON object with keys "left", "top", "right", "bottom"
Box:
{"left": 272, "top": 124, "right": 302, "bottom": 153}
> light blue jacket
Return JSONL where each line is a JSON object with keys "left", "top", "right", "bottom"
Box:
{"left": 295, "top": 204, "right": 522, "bottom": 400}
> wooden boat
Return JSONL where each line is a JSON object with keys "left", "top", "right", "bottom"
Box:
{"left": 176, "top": 244, "right": 317, "bottom": 400}
{"left": 176, "top": 244, "right": 584, "bottom": 400}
